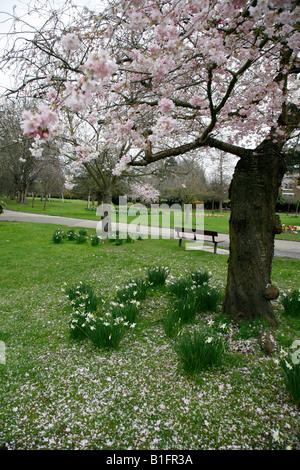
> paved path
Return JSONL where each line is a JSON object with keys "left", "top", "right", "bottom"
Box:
{"left": 1, "top": 209, "right": 300, "bottom": 259}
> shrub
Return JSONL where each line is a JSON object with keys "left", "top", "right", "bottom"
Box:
{"left": 84, "top": 314, "right": 126, "bottom": 349}
{"left": 146, "top": 265, "right": 170, "bottom": 286}
{"left": 175, "top": 328, "right": 227, "bottom": 373}
{"left": 0, "top": 200, "right": 6, "bottom": 214}
{"left": 281, "top": 290, "right": 300, "bottom": 317}
{"left": 66, "top": 229, "right": 77, "bottom": 241}
{"left": 114, "top": 237, "right": 124, "bottom": 246}
{"left": 53, "top": 229, "right": 63, "bottom": 244}
{"left": 280, "top": 358, "right": 300, "bottom": 405}
{"left": 90, "top": 234, "right": 100, "bottom": 246}
{"left": 125, "top": 233, "right": 134, "bottom": 244}
{"left": 107, "top": 231, "right": 124, "bottom": 245}
{"left": 76, "top": 232, "right": 88, "bottom": 244}
{"left": 78, "top": 229, "right": 88, "bottom": 236}
{"left": 65, "top": 282, "right": 98, "bottom": 313}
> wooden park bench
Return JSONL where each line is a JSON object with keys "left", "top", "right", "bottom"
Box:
{"left": 174, "top": 227, "right": 225, "bottom": 254}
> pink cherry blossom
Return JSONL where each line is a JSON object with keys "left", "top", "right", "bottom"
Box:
{"left": 158, "top": 98, "right": 175, "bottom": 115}
{"left": 61, "top": 33, "right": 81, "bottom": 51}
{"left": 83, "top": 50, "right": 118, "bottom": 81}
{"left": 112, "top": 155, "right": 132, "bottom": 176}
{"left": 21, "top": 104, "right": 58, "bottom": 139}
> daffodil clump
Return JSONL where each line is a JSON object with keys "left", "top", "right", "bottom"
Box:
{"left": 174, "top": 321, "right": 230, "bottom": 373}
{"left": 275, "top": 343, "right": 300, "bottom": 405}
{"left": 281, "top": 289, "right": 300, "bottom": 317}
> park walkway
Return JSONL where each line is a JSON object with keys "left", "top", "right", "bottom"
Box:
{"left": 1, "top": 209, "right": 300, "bottom": 259}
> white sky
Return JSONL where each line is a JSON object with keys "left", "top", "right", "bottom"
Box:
{"left": 0, "top": 0, "right": 103, "bottom": 91}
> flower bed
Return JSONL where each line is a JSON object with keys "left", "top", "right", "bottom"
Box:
{"left": 281, "top": 225, "right": 300, "bottom": 234}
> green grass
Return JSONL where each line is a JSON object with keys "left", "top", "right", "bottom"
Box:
{"left": 2, "top": 196, "right": 299, "bottom": 240}
{"left": 0, "top": 221, "right": 300, "bottom": 450}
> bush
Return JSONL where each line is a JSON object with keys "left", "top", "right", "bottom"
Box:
{"left": 66, "top": 229, "right": 77, "bottom": 241}
{"left": 90, "top": 234, "right": 100, "bottom": 246}
{"left": 146, "top": 265, "right": 170, "bottom": 286}
{"left": 107, "top": 231, "right": 124, "bottom": 246}
{"left": 281, "top": 290, "right": 300, "bottom": 317}
{"left": 280, "top": 358, "right": 300, "bottom": 405}
{"left": 175, "top": 328, "right": 227, "bottom": 373}
{"left": 52, "top": 229, "right": 63, "bottom": 244}
{"left": 0, "top": 200, "right": 6, "bottom": 214}
{"left": 78, "top": 229, "right": 88, "bottom": 236}
{"left": 76, "top": 232, "right": 88, "bottom": 244}
{"left": 125, "top": 233, "right": 134, "bottom": 244}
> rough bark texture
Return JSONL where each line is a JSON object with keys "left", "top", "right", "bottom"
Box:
{"left": 222, "top": 141, "right": 286, "bottom": 325}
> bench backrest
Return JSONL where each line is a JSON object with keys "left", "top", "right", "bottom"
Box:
{"left": 175, "top": 227, "right": 218, "bottom": 237}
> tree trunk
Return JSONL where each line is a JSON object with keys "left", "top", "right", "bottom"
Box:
{"left": 18, "top": 188, "right": 28, "bottom": 204}
{"left": 223, "top": 142, "right": 286, "bottom": 326}
{"left": 43, "top": 195, "right": 48, "bottom": 210}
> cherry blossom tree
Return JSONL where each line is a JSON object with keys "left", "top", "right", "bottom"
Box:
{"left": 2, "top": 0, "right": 300, "bottom": 324}
{"left": 130, "top": 181, "right": 160, "bottom": 204}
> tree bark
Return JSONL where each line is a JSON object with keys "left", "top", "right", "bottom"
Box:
{"left": 222, "top": 141, "right": 286, "bottom": 326}
{"left": 18, "top": 188, "right": 28, "bottom": 204}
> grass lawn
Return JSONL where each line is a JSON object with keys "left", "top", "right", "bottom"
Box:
{"left": 2, "top": 196, "right": 300, "bottom": 240}
{"left": 0, "top": 221, "right": 299, "bottom": 450}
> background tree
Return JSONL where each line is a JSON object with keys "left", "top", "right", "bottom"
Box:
{"left": 34, "top": 153, "right": 65, "bottom": 209}
{"left": 155, "top": 156, "right": 208, "bottom": 205}
{"left": 0, "top": 99, "right": 39, "bottom": 203}
{"left": 206, "top": 150, "right": 233, "bottom": 212}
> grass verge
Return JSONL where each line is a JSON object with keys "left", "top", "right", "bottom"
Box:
{"left": 0, "top": 221, "right": 299, "bottom": 450}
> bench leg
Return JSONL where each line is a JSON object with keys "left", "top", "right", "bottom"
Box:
{"left": 179, "top": 238, "right": 182, "bottom": 247}
{"left": 214, "top": 243, "right": 217, "bottom": 254}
